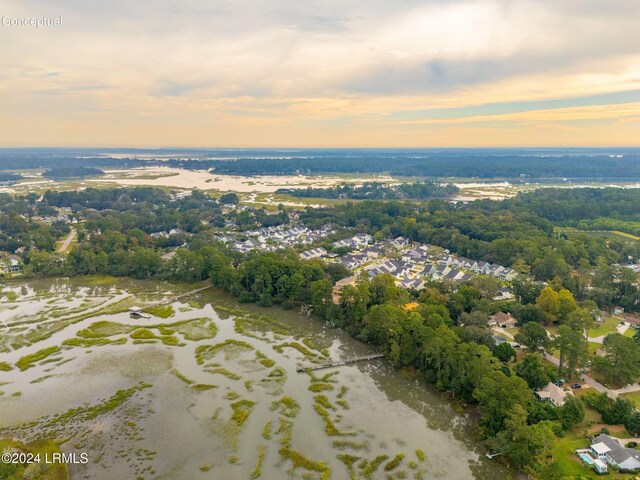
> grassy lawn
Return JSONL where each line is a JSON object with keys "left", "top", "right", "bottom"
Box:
{"left": 505, "top": 327, "right": 520, "bottom": 337}
{"left": 493, "top": 332, "right": 511, "bottom": 341}
{"left": 587, "top": 342, "right": 602, "bottom": 356}
{"left": 624, "top": 327, "right": 637, "bottom": 338}
{"left": 589, "top": 317, "right": 620, "bottom": 338}
{"left": 620, "top": 391, "right": 640, "bottom": 409}
{"left": 611, "top": 230, "right": 640, "bottom": 241}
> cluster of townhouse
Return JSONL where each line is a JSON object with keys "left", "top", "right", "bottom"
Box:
{"left": 300, "top": 234, "right": 517, "bottom": 294}
{"left": 218, "top": 225, "right": 336, "bottom": 254}
{"left": 150, "top": 228, "right": 186, "bottom": 239}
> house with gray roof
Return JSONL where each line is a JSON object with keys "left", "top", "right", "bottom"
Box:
{"left": 590, "top": 433, "right": 640, "bottom": 471}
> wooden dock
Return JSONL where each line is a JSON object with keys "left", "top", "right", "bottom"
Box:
{"left": 145, "top": 284, "right": 213, "bottom": 309}
{"left": 296, "top": 353, "right": 384, "bottom": 372}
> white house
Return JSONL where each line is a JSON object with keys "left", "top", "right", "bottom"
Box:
{"left": 493, "top": 287, "right": 515, "bottom": 301}
{"left": 300, "top": 247, "right": 327, "bottom": 260}
{"left": 535, "top": 382, "right": 573, "bottom": 407}
{"left": 591, "top": 434, "right": 640, "bottom": 471}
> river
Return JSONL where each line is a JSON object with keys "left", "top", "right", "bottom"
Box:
{"left": 0, "top": 277, "right": 509, "bottom": 479}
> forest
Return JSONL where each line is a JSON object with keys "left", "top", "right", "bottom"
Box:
{"left": 276, "top": 180, "right": 459, "bottom": 200}
{"left": 42, "top": 167, "right": 105, "bottom": 179}
{"left": 208, "top": 154, "right": 640, "bottom": 178}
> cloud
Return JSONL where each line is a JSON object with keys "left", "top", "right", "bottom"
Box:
{"left": 0, "top": 0, "right": 639, "bottom": 146}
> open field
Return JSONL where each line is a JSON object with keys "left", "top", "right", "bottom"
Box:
{"left": 611, "top": 230, "right": 640, "bottom": 241}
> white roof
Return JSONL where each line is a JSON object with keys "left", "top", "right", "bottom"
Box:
{"left": 593, "top": 458, "right": 607, "bottom": 469}
{"left": 591, "top": 442, "right": 610, "bottom": 455}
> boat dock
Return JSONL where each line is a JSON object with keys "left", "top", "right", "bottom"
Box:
{"left": 129, "top": 306, "right": 151, "bottom": 319}
{"left": 144, "top": 284, "right": 213, "bottom": 308}
{"left": 296, "top": 353, "right": 385, "bottom": 372}
{"left": 130, "top": 283, "right": 213, "bottom": 318}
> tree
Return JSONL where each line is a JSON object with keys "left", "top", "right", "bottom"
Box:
{"left": 555, "top": 324, "right": 588, "bottom": 379}
{"left": 458, "top": 311, "right": 489, "bottom": 328}
{"left": 470, "top": 276, "right": 502, "bottom": 300}
{"left": 339, "top": 282, "right": 370, "bottom": 328}
{"left": 310, "top": 279, "right": 334, "bottom": 320}
{"left": 449, "top": 342, "right": 501, "bottom": 402}
{"left": 491, "top": 405, "right": 556, "bottom": 469}
{"left": 625, "top": 412, "right": 640, "bottom": 436}
{"left": 601, "top": 397, "right": 634, "bottom": 425}
{"left": 536, "top": 287, "right": 560, "bottom": 324}
{"left": 369, "top": 273, "right": 409, "bottom": 306}
{"left": 516, "top": 353, "right": 550, "bottom": 389}
{"left": 558, "top": 396, "right": 585, "bottom": 430}
{"left": 219, "top": 192, "right": 239, "bottom": 204}
{"left": 557, "top": 289, "right": 578, "bottom": 322}
{"left": 493, "top": 342, "right": 516, "bottom": 363}
{"left": 596, "top": 334, "right": 640, "bottom": 385}
{"left": 473, "top": 370, "right": 534, "bottom": 436}
{"left": 515, "top": 322, "right": 549, "bottom": 353}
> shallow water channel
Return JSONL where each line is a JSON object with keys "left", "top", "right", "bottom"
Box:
{"left": 0, "top": 277, "right": 509, "bottom": 479}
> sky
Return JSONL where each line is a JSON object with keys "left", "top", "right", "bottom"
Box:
{"left": 0, "top": 0, "right": 639, "bottom": 147}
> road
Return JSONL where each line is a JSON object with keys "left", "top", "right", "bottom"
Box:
{"left": 612, "top": 383, "right": 640, "bottom": 395}
{"left": 542, "top": 352, "right": 615, "bottom": 398}
{"left": 57, "top": 228, "right": 76, "bottom": 253}
{"left": 491, "top": 326, "right": 514, "bottom": 340}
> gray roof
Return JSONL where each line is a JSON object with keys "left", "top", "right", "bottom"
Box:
{"left": 592, "top": 434, "right": 640, "bottom": 467}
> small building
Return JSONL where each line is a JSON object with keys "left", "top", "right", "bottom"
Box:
{"left": 488, "top": 312, "right": 517, "bottom": 328}
{"left": 332, "top": 276, "right": 357, "bottom": 304}
{"left": 535, "top": 382, "right": 573, "bottom": 407}
{"left": 493, "top": 287, "right": 515, "bottom": 301}
{"left": 593, "top": 457, "right": 608, "bottom": 474}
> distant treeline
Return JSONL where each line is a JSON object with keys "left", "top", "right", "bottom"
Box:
{"left": 207, "top": 155, "right": 640, "bottom": 179}
{"left": 0, "top": 155, "right": 147, "bottom": 171}
{"left": 42, "top": 167, "right": 105, "bottom": 179}
{"left": 2, "top": 149, "right": 640, "bottom": 179}
{"left": 276, "top": 181, "right": 459, "bottom": 199}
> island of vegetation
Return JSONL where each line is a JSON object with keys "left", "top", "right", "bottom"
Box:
{"left": 42, "top": 166, "right": 105, "bottom": 179}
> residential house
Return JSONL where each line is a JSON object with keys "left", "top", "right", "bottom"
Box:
{"left": 590, "top": 434, "right": 640, "bottom": 471}
{"left": 535, "top": 382, "right": 573, "bottom": 407}
{"left": 399, "top": 278, "right": 426, "bottom": 291}
{"left": 332, "top": 276, "right": 357, "bottom": 304}
{"left": 488, "top": 312, "right": 518, "bottom": 328}
{"left": 402, "top": 249, "right": 428, "bottom": 263}
{"left": 300, "top": 247, "right": 327, "bottom": 260}
{"left": 353, "top": 234, "right": 372, "bottom": 246}
{"left": 493, "top": 287, "right": 515, "bottom": 301}
{"left": 362, "top": 247, "right": 383, "bottom": 259}
{"left": 1, "top": 255, "right": 21, "bottom": 274}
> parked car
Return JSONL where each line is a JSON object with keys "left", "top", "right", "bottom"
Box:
{"left": 571, "top": 383, "right": 582, "bottom": 389}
